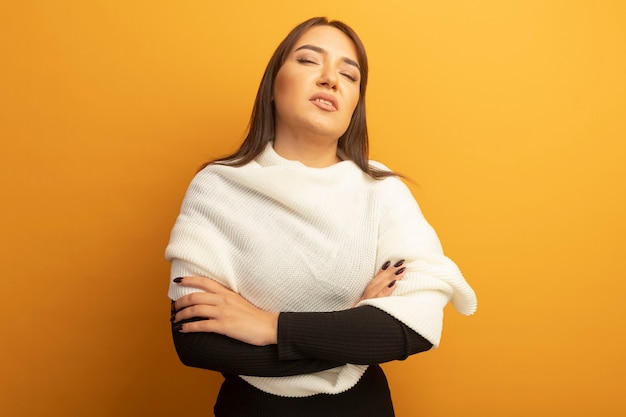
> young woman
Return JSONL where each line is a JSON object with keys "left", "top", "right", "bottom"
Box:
{"left": 166, "top": 17, "right": 477, "bottom": 417}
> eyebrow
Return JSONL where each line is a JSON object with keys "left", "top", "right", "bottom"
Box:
{"left": 294, "top": 44, "right": 361, "bottom": 71}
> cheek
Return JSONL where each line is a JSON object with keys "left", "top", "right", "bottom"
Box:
{"left": 273, "top": 72, "right": 295, "bottom": 112}
{"left": 345, "top": 81, "right": 360, "bottom": 106}
{"left": 350, "top": 93, "right": 360, "bottom": 112}
{"left": 345, "top": 90, "right": 360, "bottom": 118}
{"left": 272, "top": 93, "right": 291, "bottom": 124}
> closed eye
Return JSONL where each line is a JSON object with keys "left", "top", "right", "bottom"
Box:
{"left": 295, "top": 55, "right": 358, "bottom": 82}
{"left": 341, "top": 72, "right": 358, "bottom": 82}
{"left": 296, "top": 57, "right": 318, "bottom": 65}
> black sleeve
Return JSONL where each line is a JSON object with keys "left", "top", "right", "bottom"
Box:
{"left": 277, "top": 305, "right": 433, "bottom": 364}
{"left": 171, "top": 304, "right": 432, "bottom": 377}
{"left": 171, "top": 303, "right": 343, "bottom": 377}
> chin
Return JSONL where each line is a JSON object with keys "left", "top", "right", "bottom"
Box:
{"left": 305, "top": 120, "right": 349, "bottom": 141}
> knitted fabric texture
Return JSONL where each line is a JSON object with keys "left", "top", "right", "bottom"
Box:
{"left": 165, "top": 143, "right": 477, "bottom": 397}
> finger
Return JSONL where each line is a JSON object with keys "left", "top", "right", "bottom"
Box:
{"left": 173, "top": 276, "right": 229, "bottom": 293}
{"left": 363, "top": 267, "right": 395, "bottom": 298}
{"left": 174, "top": 291, "right": 223, "bottom": 312}
{"left": 377, "top": 279, "right": 399, "bottom": 298}
{"left": 380, "top": 259, "right": 405, "bottom": 272}
{"left": 173, "top": 292, "right": 237, "bottom": 322}
{"left": 374, "top": 260, "right": 406, "bottom": 287}
{"left": 174, "top": 317, "right": 223, "bottom": 334}
{"left": 173, "top": 302, "right": 218, "bottom": 322}
{"left": 376, "top": 264, "right": 407, "bottom": 297}
{"left": 390, "top": 265, "right": 406, "bottom": 283}
{"left": 381, "top": 260, "right": 392, "bottom": 271}
{"left": 392, "top": 259, "right": 405, "bottom": 269}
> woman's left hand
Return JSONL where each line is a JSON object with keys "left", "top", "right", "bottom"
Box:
{"left": 172, "top": 276, "right": 279, "bottom": 346}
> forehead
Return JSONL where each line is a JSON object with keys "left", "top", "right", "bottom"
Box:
{"left": 292, "top": 25, "right": 359, "bottom": 62}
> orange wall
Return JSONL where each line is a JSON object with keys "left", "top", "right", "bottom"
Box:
{"left": 2, "top": 1, "right": 625, "bottom": 416}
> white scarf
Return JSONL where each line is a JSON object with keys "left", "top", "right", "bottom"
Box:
{"left": 166, "top": 143, "right": 477, "bottom": 397}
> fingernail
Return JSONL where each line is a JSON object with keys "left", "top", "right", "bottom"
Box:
{"left": 170, "top": 313, "right": 176, "bottom": 323}
{"left": 174, "top": 324, "right": 184, "bottom": 332}
{"left": 393, "top": 260, "right": 405, "bottom": 267}
{"left": 387, "top": 280, "right": 397, "bottom": 288}
{"left": 173, "top": 277, "right": 183, "bottom": 283}
{"left": 382, "top": 261, "right": 391, "bottom": 270}
{"left": 395, "top": 267, "right": 406, "bottom": 275}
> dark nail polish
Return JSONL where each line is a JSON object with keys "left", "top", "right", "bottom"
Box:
{"left": 382, "top": 261, "right": 391, "bottom": 270}
{"left": 170, "top": 313, "right": 176, "bottom": 323}
{"left": 173, "top": 277, "right": 183, "bottom": 283}
{"left": 174, "top": 324, "right": 183, "bottom": 332}
{"left": 395, "top": 267, "right": 406, "bottom": 275}
{"left": 393, "top": 260, "right": 405, "bottom": 267}
{"left": 387, "top": 280, "right": 397, "bottom": 288}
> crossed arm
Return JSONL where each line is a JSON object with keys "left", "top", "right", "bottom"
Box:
{"left": 170, "top": 262, "right": 433, "bottom": 377}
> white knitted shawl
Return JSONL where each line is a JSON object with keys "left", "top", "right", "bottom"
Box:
{"left": 166, "top": 143, "right": 477, "bottom": 397}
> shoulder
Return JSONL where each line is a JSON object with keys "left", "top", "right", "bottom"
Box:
{"left": 364, "top": 160, "right": 425, "bottom": 219}
{"left": 187, "top": 164, "right": 224, "bottom": 190}
{"left": 183, "top": 163, "right": 248, "bottom": 202}
{"left": 367, "top": 160, "right": 412, "bottom": 193}
{"left": 368, "top": 159, "right": 391, "bottom": 172}
{"left": 192, "top": 159, "right": 258, "bottom": 184}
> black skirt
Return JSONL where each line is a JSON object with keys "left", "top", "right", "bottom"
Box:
{"left": 214, "top": 364, "right": 395, "bottom": 417}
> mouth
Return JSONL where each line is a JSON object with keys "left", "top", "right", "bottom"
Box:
{"left": 310, "top": 93, "right": 338, "bottom": 111}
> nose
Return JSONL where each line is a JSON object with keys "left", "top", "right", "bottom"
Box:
{"left": 316, "top": 65, "right": 338, "bottom": 90}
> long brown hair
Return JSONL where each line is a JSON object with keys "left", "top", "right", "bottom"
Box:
{"left": 205, "top": 17, "right": 395, "bottom": 179}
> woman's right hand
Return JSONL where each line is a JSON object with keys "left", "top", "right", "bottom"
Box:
{"left": 172, "top": 276, "right": 279, "bottom": 346}
{"left": 354, "top": 259, "right": 406, "bottom": 306}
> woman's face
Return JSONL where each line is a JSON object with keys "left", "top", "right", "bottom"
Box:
{"left": 273, "top": 25, "right": 361, "bottom": 144}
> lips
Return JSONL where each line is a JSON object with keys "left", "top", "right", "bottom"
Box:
{"left": 309, "top": 93, "right": 338, "bottom": 111}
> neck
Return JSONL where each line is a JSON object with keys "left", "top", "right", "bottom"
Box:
{"left": 273, "top": 134, "right": 341, "bottom": 168}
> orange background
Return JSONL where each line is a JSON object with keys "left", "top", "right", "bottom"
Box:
{"left": 1, "top": 1, "right": 625, "bottom": 416}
